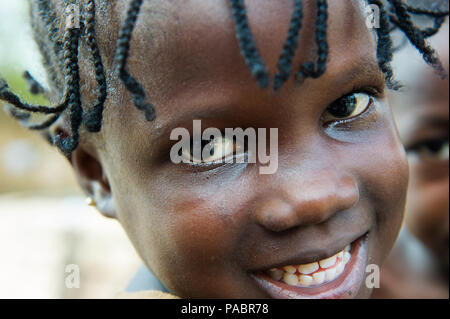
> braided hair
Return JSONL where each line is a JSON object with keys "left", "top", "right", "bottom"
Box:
{"left": 0, "top": 0, "right": 448, "bottom": 155}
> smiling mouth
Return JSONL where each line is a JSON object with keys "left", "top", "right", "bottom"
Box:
{"left": 252, "top": 235, "right": 369, "bottom": 299}
{"left": 265, "top": 244, "right": 351, "bottom": 287}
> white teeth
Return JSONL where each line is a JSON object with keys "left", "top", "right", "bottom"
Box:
{"left": 299, "top": 275, "right": 313, "bottom": 287}
{"left": 335, "top": 261, "right": 345, "bottom": 276}
{"left": 312, "top": 271, "right": 325, "bottom": 285}
{"left": 267, "top": 245, "right": 353, "bottom": 288}
{"left": 298, "top": 262, "right": 319, "bottom": 274}
{"left": 319, "top": 254, "right": 337, "bottom": 269}
{"left": 345, "top": 244, "right": 351, "bottom": 252}
{"left": 283, "top": 265, "right": 297, "bottom": 274}
{"left": 325, "top": 267, "right": 337, "bottom": 281}
{"left": 283, "top": 273, "right": 299, "bottom": 286}
{"left": 343, "top": 251, "right": 351, "bottom": 264}
{"left": 269, "top": 268, "right": 284, "bottom": 281}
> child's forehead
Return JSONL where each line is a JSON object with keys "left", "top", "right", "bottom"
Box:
{"left": 108, "top": 0, "right": 374, "bottom": 99}
{"left": 94, "top": 0, "right": 385, "bottom": 148}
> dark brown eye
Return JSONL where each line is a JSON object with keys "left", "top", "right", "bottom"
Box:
{"left": 322, "top": 93, "right": 371, "bottom": 122}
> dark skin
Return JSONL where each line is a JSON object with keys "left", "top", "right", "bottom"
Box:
{"left": 57, "top": 0, "right": 408, "bottom": 298}
{"left": 373, "top": 24, "right": 448, "bottom": 299}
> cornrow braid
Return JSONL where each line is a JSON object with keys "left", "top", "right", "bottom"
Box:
{"left": 0, "top": 2, "right": 76, "bottom": 132}
{"left": 83, "top": 0, "right": 107, "bottom": 133}
{"left": 404, "top": 4, "right": 449, "bottom": 18}
{"left": 36, "top": 0, "right": 65, "bottom": 91}
{"left": 1, "top": 0, "right": 448, "bottom": 156}
{"left": 0, "top": 77, "right": 68, "bottom": 114}
{"left": 0, "top": 7, "right": 82, "bottom": 132}
{"left": 22, "top": 113, "right": 61, "bottom": 131}
{"left": 295, "top": 0, "right": 328, "bottom": 84}
{"left": 387, "top": 0, "right": 446, "bottom": 77}
{"left": 29, "top": 10, "right": 60, "bottom": 93}
{"left": 422, "top": 16, "right": 446, "bottom": 38}
{"left": 53, "top": 23, "right": 83, "bottom": 155}
{"left": 38, "top": 1, "right": 64, "bottom": 57}
{"left": 369, "top": 0, "right": 399, "bottom": 89}
{"left": 3, "top": 70, "right": 61, "bottom": 130}
{"left": 3, "top": 95, "right": 60, "bottom": 131}
{"left": 401, "top": 1, "right": 449, "bottom": 39}
{"left": 273, "top": 0, "right": 303, "bottom": 91}
{"left": 115, "top": 0, "right": 156, "bottom": 122}
{"left": 229, "top": 0, "right": 270, "bottom": 88}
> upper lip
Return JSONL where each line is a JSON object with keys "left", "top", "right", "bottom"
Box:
{"left": 250, "top": 230, "right": 368, "bottom": 273}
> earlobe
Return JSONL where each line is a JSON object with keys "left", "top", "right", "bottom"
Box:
{"left": 70, "top": 144, "right": 117, "bottom": 219}
{"left": 90, "top": 181, "right": 117, "bottom": 219}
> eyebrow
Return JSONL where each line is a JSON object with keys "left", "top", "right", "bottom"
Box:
{"left": 328, "top": 56, "right": 385, "bottom": 94}
{"left": 151, "top": 56, "right": 385, "bottom": 141}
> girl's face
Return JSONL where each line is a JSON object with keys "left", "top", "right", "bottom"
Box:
{"left": 73, "top": 0, "right": 408, "bottom": 298}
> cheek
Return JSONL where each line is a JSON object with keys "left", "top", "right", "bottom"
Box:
{"left": 113, "top": 182, "right": 243, "bottom": 296}
{"left": 167, "top": 198, "right": 235, "bottom": 267}
{"left": 367, "top": 138, "right": 408, "bottom": 262}
{"left": 340, "top": 117, "right": 409, "bottom": 267}
{"left": 341, "top": 121, "right": 408, "bottom": 299}
{"left": 327, "top": 100, "right": 409, "bottom": 256}
{"left": 143, "top": 191, "right": 247, "bottom": 297}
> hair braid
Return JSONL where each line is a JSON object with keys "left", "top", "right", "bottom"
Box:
{"left": 1, "top": 0, "right": 448, "bottom": 155}
{"left": 387, "top": 0, "right": 446, "bottom": 77}
{"left": 22, "top": 114, "right": 61, "bottom": 130}
{"left": 229, "top": 0, "right": 270, "bottom": 88}
{"left": 83, "top": 0, "right": 107, "bottom": 133}
{"left": 0, "top": 80, "right": 68, "bottom": 114}
{"left": 295, "top": 0, "right": 328, "bottom": 84}
{"left": 38, "top": 1, "right": 66, "bottom": 90}
{"left": 115, "top": 0, "right": 156, "bottom": 122}
{"left": 405, "top": 5, "right": 449, "bottom": 18}
{"left": 54, "top": 26, "right": 83, "bottom": 155}
{"left": 368, "top": 0, "right": 399, "bottom": 89}
{"left": 29, "top": 1, "right": 63, "bottom": 92}
{"left": 422, "top": 16, "right": 446, "bottom": 38}
{"left": 273, "top": 0, "right": 303, "bottom": 91}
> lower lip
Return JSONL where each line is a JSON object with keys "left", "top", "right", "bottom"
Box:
{"left": 251, "top": 235, "right": 369, "bottom": 299}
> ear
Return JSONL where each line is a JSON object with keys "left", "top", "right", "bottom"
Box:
{"left": 70, "top": 141, "right": 117, "bottom": 219}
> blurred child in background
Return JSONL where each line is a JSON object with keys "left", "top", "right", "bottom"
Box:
{"left": 373, "top": 21, "right": 449, "bottom": 299}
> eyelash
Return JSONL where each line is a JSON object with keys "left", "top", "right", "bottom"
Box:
{"left": 322, "top": 86, "right": 381, "bottom": 125}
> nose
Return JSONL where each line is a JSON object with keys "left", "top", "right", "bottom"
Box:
{"left": 254, "top": 173, "right": 359, "bottom": 232}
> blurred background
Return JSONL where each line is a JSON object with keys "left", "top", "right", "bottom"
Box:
{"left": 0, "top": 0, "right": 141, "bottom": 298}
